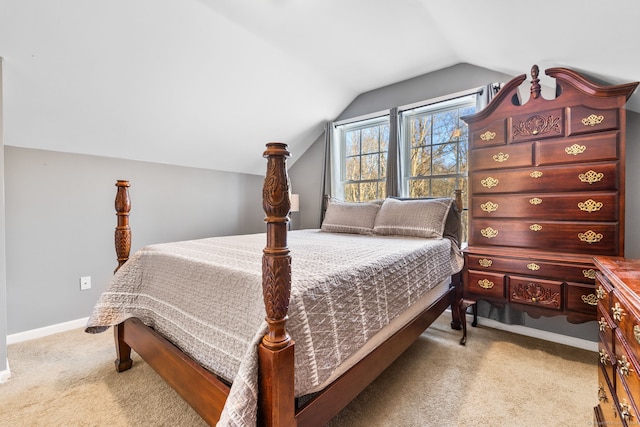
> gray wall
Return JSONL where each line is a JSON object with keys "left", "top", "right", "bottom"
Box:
{"left": 0, "top": 59, "right": 7, "bottom": 372}
{"left": 290, "top": 62, "right": 640, "bottom": 341}
{"left": 288, "top": 132, "right": 325, "bottom": 230}
{"left": 336, "top": 63, "right": 514, "bottom": 121}
{"left": 4, "top": 147, "right": 265, "bottom": 334}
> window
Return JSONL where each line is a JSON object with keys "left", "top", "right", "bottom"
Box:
{"left": 329, "top": 89, "right": 481, "bottom": 242}
{"left": 335, "top": 116, "right": 389, "bottom": 202}
{"left": 400, "top": 95, "right": 476, "bottom": 199}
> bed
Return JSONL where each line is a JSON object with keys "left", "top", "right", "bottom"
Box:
{"left": 86, "top": 143, "right": 466, "bottom": 426}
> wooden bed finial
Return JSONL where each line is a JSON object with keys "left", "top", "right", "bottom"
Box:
{"left": 114, "top": 180, "right": 131, "bottom": 273}
{"left": 261, "top": 143, "right": 292, "bottom": 350}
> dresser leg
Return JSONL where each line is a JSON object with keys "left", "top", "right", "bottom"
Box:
{"left": 471, "top": 301, "right": 478, "bottom": 327}
{"left": 459, "top": 299, "right": 477, "bottom": 345}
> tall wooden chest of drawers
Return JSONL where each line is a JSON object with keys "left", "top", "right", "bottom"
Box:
{"left": 461, "top": 65, "right": 638, "bottom": 323}
{"left": 594, "top": 257, "right": 640, "bottom": 425}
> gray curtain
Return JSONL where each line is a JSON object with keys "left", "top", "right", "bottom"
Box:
{"left": 319, "top": 121, "right": 332, "bottom": 226}
{"left": 477, "top": 82, "right": 503, "bottom": 111}
{"left": 385, "top": 107, "right": 401, "bottom": 197}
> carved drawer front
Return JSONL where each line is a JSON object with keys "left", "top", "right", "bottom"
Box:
{"left": 470, "top": 143, "right": 533, "bottom": 171}
{"left": 471, "top": 192, "right": 617, "bottom": 221}
{"left": 470, "top": 162, "right": 618, "bottom": 194}
{"left": 467, "top": 254, "right": 596, "bottom": 284}
{"left": 599, "top": 338, "right": 617, "bottom": 394}
{"left": 471, "top": 220, "right": 618, "bottom": 255}
{"left": 614, "top": 295, "right": 640, "bottom": 365}
{"left": 566, "top": 282, "right": 598, "bottom": 315}
{"left": 597, "top": 364, "right": 618, "bottom": 427}
{"left": 510, "top": 108, "right": 565, "bottom": 143}
{"left": 465, "top": 270, "right": 505, "bottom": 299}
{"left": 568, "top": 106, "right": 619, "bottom": 136}
{"left": 615, "top": 369, "right": 638, "bottom": 427}
{"left": 535, "top": 131, "right": 619, "bottom": 166}
{"left": 470, "top": 118, "right": 506, "bottom": 148}
{"left": 598, "top": 304, "right": 616, "bottom": 357}
{"left": 615, "top": 330, "right": 640, "bottom": 424}
{"left": 508, "top": 275, "right": 562, "bottom": 310}
{"left": 596, "top": 272, "right": 614, "bottom": 313}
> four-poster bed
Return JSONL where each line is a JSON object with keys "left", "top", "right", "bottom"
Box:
{"left": 86, "top": 143, "right": 466, "bottom": 426}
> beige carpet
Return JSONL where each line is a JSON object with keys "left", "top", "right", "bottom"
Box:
{"left": 0, "top": 313, "right": 597, "bottom": 426}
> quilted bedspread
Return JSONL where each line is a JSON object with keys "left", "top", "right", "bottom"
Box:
{"left": 86, "top": 229, "right": 463, "bottom": 426}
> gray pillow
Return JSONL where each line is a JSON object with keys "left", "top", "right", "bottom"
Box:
{"left": 321, "top": 199, "right": 381, "bottom": 235}
{"left": 373, "top": 197, "right": 453, "bottom": 238}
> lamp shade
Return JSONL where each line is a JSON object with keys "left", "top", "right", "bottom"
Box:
{"left": 290, "top": 194, "right": 300, "bottom": 213}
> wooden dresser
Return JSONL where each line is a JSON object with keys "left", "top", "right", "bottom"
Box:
{"left": 594, "top": 257, "right": 640, "bottom": 425}
{"left": 460, "top": 65, "right": 638, "bottom": 325}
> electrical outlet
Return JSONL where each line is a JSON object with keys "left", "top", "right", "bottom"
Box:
{"left": 80, "top": 276, "right": 91, "bottom": 291}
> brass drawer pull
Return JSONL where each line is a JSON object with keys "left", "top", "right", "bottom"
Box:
{"left": 598, "top": 384, "right": 608, "bottom": 402}
{"left": 582, "top": 114, "right": 605, "bottom": 126}
{"left": 529, "top": 197, "right": 542, "bottom": 205}
{"left": 565, "top": 144, "right": 587, "bottom": 155}
{"left": 578, "top": 170, "right": 604, "bottom": 184}
{"left": 598, "top": 318, "right": 609, "bottom": 332}
{"left": 621, "top": 398, "right": 634, "bottom": 423}
{"left": 599, "top": 349, "right": 610, "bottom": 365}
{"left": 481, "top": 227, "right": 498, "bottom": 239}
{"left": 530, "top": 224, "right": 542, "bottom": 232}
{"left": 481, "top": 201, "right": 499, "bottom": 213}
{"left": 481, "top": 177, "right": 499, "bottom": 188}
{"left": 478, "top": 258, "right": 492, "bottom": 268}
{"left": 596, "top": 286, "right": 605, "bottom": 300}
{"left": 527, "top": 263, "right": 540, "bottom": 271}
{"left": 478, "top": 279, "right": 495, "bottom": 289}
{"left": 583, "top": 269, "right": 596, "bottom": 280}
{"left": 493, "top": 152, "right": 510, "bottom": 162}
{"left": 480, "top": 131, "right": 496, "bottom": 141}
{"left": 612, "top": 302, "right": 625, "bottom": 322}
{"left": 581, "top": 294, "right": 597, "bottom": 306}
{"left": 578, "top": 199, "right": 603, "bottom": 213}
{"left": 530, "top": 171, "right": 543, "bottom": 178}
{"left": 634, "top": 325, "right": 640, "bottom": 345}
{"left": 578, "top": 230, "right": 603, "bottom": 244}
{"left": 618, "top": 355, "right": 634, "bottom": 377}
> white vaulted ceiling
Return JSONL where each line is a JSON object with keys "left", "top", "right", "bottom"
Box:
{"left": 1, "top": 0, "right": 639, "bottom": 175}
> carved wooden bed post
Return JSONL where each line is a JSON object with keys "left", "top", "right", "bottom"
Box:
{"left": 114, "top": 180, "right": 131, "bottom": 273}
{"left": 113, "top": 180, "right": 133, "bottom": 372}
{"left": 259, "top": 143, "right": 296, "bottom": 426}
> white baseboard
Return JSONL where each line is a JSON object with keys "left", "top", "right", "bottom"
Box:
{"left": 7, "top": 317, "right": 89, "bottom": 345}
{"left": 464, "top": 312, "right": 598, "bottom": 352}
{"left": 0, "top": 358, "right": 10, "bottom": 383}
